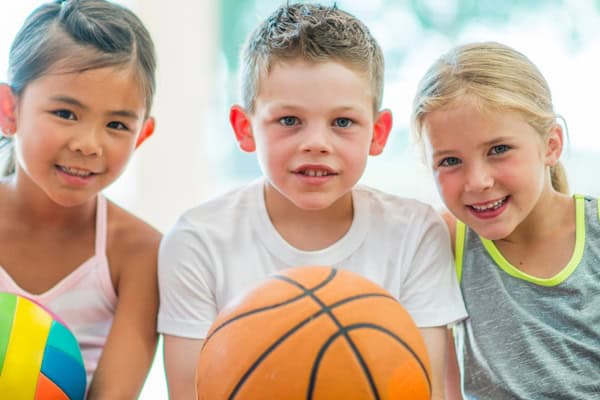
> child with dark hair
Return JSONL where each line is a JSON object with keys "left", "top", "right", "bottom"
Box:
{"left": 0, "top": 0, "right": 160, "bottom": 397}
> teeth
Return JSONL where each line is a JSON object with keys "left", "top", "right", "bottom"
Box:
{"left": 471, "top": 198, "right": 505, "bottom": 211}
{"left": 303, "top": 170, "right": 330, "bottom": 177}
{"left": 59, "top": 166, "right": 93, "bottom": 177}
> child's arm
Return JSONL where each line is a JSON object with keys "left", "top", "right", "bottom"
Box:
{"left": 440, "top": 210, "right": 463, "bottom": 400}
{"left": 419, "top": 326, "right": 448, "bottom": 400}
{"left": 163, "top": 336, "right": 205, "bottom": 399}
{"left": 87, "top": 209, "right": 161, "bottom": 399}
{"left": 157, "top": 217, "right": 220, "bottom": 400}
{"left": 445, "top": 329, "right": 462, "bottom": 400}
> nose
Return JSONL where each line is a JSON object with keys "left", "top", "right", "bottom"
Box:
{"left": 68, "top": 126, "right": 103, "bottom": 157}
{"left": 299, "top": 124, "right": 332, "bottom": 154}
{"left": 464, "top": 162, "right": 494, "bottom": 192}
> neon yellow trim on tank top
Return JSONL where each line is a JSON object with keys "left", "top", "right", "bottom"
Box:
{"left": 480, "top": 195, "right": 585, "bottom": 287}
{"left": 455, "top": 220, "right": 466, "bottom": 282}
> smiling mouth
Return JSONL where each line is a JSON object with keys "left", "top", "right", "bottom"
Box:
{"left": 468, "top": 196, "right": 508, "bottom": 211}
{"left": 57, "top": 165, "right": 96, "bottom": 177}
{"left": 295, "top": 169, "right": 337, "bottom": 177}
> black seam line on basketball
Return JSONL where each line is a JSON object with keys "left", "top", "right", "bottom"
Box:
{"left": 205, "top": 269, "right": 337, "bottom": 344}
{"left": 227, "top": 291, "right": 397, "bottom": 400}
{"left": 307, "top": 323, "right": 432, "bottom": 399}
{"left": 275, "top": 274, "right": 380, "bottom": 400}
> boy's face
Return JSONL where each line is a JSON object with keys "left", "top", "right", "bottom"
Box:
{"left": 231, "top": 60, "right": 391, "bottom": 211}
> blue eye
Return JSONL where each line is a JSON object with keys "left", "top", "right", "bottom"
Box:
{"left": 490, "top": 144, "right": 510, "bottom": 155}
{"left": 53, "top": 110, "right": 76, "bottom": 120}
{"left": 279, "top": 116, "right": 299, "bottom": 126}
{"left": 439, "top": 157, "right": 461, "bottom": 167}
{"left": 334, "top": 118, "right": 353, "bottom": 128}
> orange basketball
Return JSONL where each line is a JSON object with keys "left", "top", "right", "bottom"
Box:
{"left": 196, "top": 266, "right": 431, "bottom": 400}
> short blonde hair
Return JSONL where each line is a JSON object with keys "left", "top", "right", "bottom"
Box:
{"left": 239, "top": 3, "right": 384, "bottom": 113}
{"left": 412, "top": 41, "right": 568, "bottom": 193}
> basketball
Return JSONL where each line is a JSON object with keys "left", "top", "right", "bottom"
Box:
{"left": 0, "top": 292, "right": 86, "bottom": 400}
{"left": 196, "top": 266, "right": 431, "bottom": 400}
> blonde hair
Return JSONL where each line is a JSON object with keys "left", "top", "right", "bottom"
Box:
{"left": 239, "top": 2, "right": 384, "bottom": 113}
{"left": 411, "top": 41, "right": 568, "bottom": 194}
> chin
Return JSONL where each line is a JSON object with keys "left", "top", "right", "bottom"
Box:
{"left": 470, "top": 224, "right": 512, "bottom": 241}
{"left": 48, "top": 192, "right": 95, "bottom": 208}
{"left": 294, "top": 201, "right": 331, "bottom": 211}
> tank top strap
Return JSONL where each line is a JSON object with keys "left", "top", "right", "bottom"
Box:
{"left": 95, "top": 194, "right": 107, "bottom": 256}
{"left": 454, "top": 220, "right": 466, "bottom": 282}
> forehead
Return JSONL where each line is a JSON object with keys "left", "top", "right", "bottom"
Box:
{"left": 255, "top": 59, "right": 373, "bottom": 110}
{"left": 423, "top": 100, "right": 537, "bottom": 146}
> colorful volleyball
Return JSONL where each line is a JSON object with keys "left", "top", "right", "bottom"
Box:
{"left": 0, "top": 292, "right": 86, "bottom": 400}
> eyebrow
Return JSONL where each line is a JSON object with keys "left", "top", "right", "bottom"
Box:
{"left": 432, "top": 149, "right": 456, "bottom": 158}
{"left": 50, "top": 95, "right": 140, "bottom": 119}
{"left": 432, "top": 136, "right": 514, "bottom": 158}
{"left": 268, "top": 103, "right": 365, "bottom": 115}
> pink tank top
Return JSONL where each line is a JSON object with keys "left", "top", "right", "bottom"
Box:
{"left": 0, "top": 194, "right": 117, "bottom": 385}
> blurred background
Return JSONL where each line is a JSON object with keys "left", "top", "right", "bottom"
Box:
{"left": 3, "top": 0, "right": 600, "bottom": 397}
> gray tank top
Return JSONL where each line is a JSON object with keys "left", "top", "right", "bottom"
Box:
{"left": 454, "top": 195, "right": 600, "bottom": 399}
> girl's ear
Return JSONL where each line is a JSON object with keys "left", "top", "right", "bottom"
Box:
{"left": 135, "top": 117, "right": 155, "bottom": 149}
{"left": 0, "top": 84, "right": 17, "bottom": 136}
{"left": 545, "top": 123, "right": 563, "bottom": 166}
{"left": 369, "top": 109, "right": 393, "bottom": 156}
{"left": 230, "top": 105, "right": 255, "bottom": 152}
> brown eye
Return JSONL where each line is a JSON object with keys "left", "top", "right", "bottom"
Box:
{"left": 107, "top": 121, "right": 129, "bottom": 131}
{"left": 53, "top": 110, "right": 76, "bottom": 120}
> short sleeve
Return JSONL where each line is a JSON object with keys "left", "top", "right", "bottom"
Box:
{"left": 157, "top": 218, "right": 217, "bottom": 339}
{"left": 398, "top": 206, "right": 467, "bottom": 328}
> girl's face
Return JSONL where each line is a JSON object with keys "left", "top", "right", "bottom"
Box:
{"left": 422, "top": 99, "right": 561, "bottom": 240}
{"left": 10, "top": 65, "right": 150, "bottom": 207}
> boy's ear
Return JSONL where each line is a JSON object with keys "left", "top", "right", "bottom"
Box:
{"left": 545, "top": 123, "right": 563, "bottom": 166}
{"left": 230, "top": 105, "right": 255, "bottom": 152}
{"left": 135, "top": 117, "right": 155, "bottom": 149}
{"left": 0, "top": 83, "right": 17, "bottom": 137}
{"left": 369, "top": 109, "right": 393, "bottom": 156}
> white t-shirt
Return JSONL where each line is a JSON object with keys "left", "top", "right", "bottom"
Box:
{"left": 157, "top": 179, "right": 467, "bottom": 339}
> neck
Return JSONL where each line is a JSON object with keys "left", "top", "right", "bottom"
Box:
{"left": 3, "top": 175, "right": 97, "bottom": 228}
{"left": 264, "top": 183, "right": 354, "bottom": 251}
{"left": 499, "top": 189, "right": 574, "bottom": 245}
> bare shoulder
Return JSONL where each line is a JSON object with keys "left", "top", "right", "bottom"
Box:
{"left": 105, "top": 200, "right": 162, "bottom": 288}
{"left": 107, "top": 201, "right": 161, "bottom": 253}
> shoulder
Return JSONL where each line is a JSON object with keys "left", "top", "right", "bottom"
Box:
{"left": 440, "top": 210, "right": 457, "bottom": 250}
{"left": 173, "top": 181, "right": 261, "bottom": 231}
{"left": 159, "top": 181, "right": 262, "bottom": 259}
{"left": 354, "top": 185, "right": 445, "bottom": 228}
{"left": 106, "top": 200, "right": 162, "bottom": 277}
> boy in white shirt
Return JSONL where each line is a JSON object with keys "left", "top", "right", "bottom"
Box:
{"left": 157, "top": 3, "right": 466, "bottom": 399}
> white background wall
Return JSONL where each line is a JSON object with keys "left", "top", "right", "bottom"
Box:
{"left": 125, "top": 1, "right": 220, "bottom": 396}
